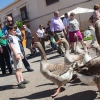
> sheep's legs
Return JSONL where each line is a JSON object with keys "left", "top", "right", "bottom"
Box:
{"left": 51, "top": 86, "right": 61, "bottom": 97}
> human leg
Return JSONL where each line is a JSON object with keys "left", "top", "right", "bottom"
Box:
{"left": 55, "top": 32, "right": 65, "bottom": 55}
{"left": 18, "top": 41, "right": 34, "bottom": 71}
{"left": 15, "top": 69, "right": 26, "bottom": 88}
{"left": 2, "top": 46, "right": 12, "bottom": 74}
{"left": 40, "top": 38, "right": 45, "bottom": 50}
{"left": 71, "top": 42, "right": 75, "bottom": 53}
{"left": 59, "top": 32, "right": 65, "bottom": 53}
{"left": 13, "top": 54, "right": 26, "bottom": 88}
{"left": 15, "top": 69, "right": 22, "bottom": 83}
{"left": 0, "top": 52, "right": 6, "bottom": 74}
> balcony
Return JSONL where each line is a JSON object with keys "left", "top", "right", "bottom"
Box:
{"left": 13, "top": 11, "right": 29, "bottom": 23}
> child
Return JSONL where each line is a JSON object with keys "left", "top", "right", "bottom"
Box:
{"left": 7, "top": 25, "right": 29, "bottom": 88}
{"left": 50, "top": 33, "right": 57, "bottom": 50}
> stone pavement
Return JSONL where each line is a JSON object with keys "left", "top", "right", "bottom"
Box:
{"left": 0, "top": 40, "right": 100, "bottom": 100}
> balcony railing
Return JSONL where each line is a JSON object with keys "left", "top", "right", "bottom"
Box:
{"left": 13, "top": 11, "right": 29, "bottom": 23}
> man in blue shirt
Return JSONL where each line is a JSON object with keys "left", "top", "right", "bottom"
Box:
{"left": 3, "top": 16, "right": 34, "bottom": 71}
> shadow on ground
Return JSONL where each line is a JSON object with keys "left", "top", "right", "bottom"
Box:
{"left": 9, "top": 90, "right": 97, "bottom": 100}
{"left": 36, "top": 83, "right": 54, "bottom": 87}
{"left": 0, "top": 85, "right": 17, "bottom": 91}
{"left": 26, "top": 48, "right": 59, "bottom": 60}
{"left": 69, "top": 78, "right": 88, "bottom": 86}
{"left": 0, "top": 73, "right": 13, "bottom": 77}
{"left": 31, "top": 54, "right": 61, "bottom": 63}
{"left": 55, "top": 90, "right": 97, "bottom": 100}
{"left": 10, "top": 87, "right": 65, "bottom": 100}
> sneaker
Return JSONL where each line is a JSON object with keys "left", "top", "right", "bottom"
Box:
{"left": 30, "top": 51, "right": 37, "bottom": 57}
{"left": 61, "top": 52, "right": 65, "bottom": 57}
{"left": 22, "top": 79, "right": 30, "bottom": 84}
{"left": 33, "top": 51, "right": 37, "bottom": 56}
{"left": 18, "top": 83, "right": 26, "bottom": 89}
{"left": 27, "top": 67, "right": 34, "bottom": 71}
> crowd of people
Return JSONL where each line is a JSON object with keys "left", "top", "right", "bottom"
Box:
{"left": 0, "top": 4, "right": 100, "bottom": 89}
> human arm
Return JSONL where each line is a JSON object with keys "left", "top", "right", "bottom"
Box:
{"left": 63, "top": 28, "right": 67, "bottom": 36}
{"left": 20, "top": 53, "right": 24, "bottom": 59}
{"left": 2, "top": 30, "right": 9, "bottom": 39}
{"left": 9, "top": 43, "right": 20, "bottom": 60}
{"left": 95, "top": 11, "right": 100, "bottom": 20}
{"left": 15, "top": 27, "right": 22, "bottom": 36}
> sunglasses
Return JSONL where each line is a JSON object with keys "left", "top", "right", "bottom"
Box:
{"left": 7, "top": 20, "right": 12, "bottom": 22}
{"left": 12, "top": 30, "right": 16, "bottom": 31}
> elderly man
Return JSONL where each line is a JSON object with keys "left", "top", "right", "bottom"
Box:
{"left": 0, "top": 22, "right": 13, "bottom": 75}
{"left": 50, "top": 11, "right": 67, "bottom": 56}
{"left": 2, "top": 16, "right": 34, "bottom": 72}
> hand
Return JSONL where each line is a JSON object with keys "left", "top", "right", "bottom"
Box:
{"left": 64, "top": 32, "right": 67, "bottom": 36}
{"left": 21, "top": 54, "right": 24, "bottom": 59}
{"left": 74, "top": 33, "right": 78, "bottom": 38}
{"left": 15, "top": 54, "right": 20, "bottom": 61}
{"left": 0, "top": 47, "right": 3, "bottom": 53}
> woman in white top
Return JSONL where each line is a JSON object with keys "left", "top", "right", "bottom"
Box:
{"left": 36, "top": 24, "right": 45, "bottom": 50}
{"left": 66, "top": 12, "right": 83, "bottom": 53}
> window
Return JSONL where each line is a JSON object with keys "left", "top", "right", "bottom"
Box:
{"left": 46, "top": 0, "right": 59, "bottom": 6}
{"left": 20, "top": 6, "right": 28, "bottom": 21}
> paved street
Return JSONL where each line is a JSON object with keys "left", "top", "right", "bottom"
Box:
{"left": 0, "top": 40, "right": 100, "bottom": 100}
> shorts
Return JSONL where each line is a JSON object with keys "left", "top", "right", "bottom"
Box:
{"left": 69, "top": 30, "right": 83, "bottom": 42}
{"left": 12, "top": 54, "right": 22, "bottom": 70}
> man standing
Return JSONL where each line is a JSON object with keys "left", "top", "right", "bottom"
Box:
{"left": 63, "top": 13, "right": 69, "bottom": 27}
{"left": 0, "top": 22, "right": 13, "bottom": 74}
{"left": 50, "top": 11, "right": 67, "bottom": 56}
{"left": 2, "top": 16, "right": 34, "bottom": 72}
{"left": 63, "top": 13, "right": 69, "bottom": 41}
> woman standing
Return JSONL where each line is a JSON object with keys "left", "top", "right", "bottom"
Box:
{"left": 92, "top": 4, "right": 100, "bottom": 46}
{"left": 36, "top": 24, "right": 45, "bottom": 50}
{"left": 66, "top": 12, "right": 83, "bottom": 53}
{"left": 92, "top": 4, "right": 100, "bottom": 25}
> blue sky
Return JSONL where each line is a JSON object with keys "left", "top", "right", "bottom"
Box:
{"left": 0, "top": 0, "right": 15, "bottom": 9}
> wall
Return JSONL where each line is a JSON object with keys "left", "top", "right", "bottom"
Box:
{"left": 0, "top": 0, "right": 100, "bottom": 41}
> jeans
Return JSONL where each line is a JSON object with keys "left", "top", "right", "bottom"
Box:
{"left": 18, "top": 41, "right": 30, "bottom": 69}
{"left": 52, "top": 43, "right": 57, "bottom": 49}
{"left": 0, "top": 45, "right": 12, "bottom": 74}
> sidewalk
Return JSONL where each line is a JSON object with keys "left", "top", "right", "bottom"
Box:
{"left": 0, "top": 40, "right": 99, "bottom": 100}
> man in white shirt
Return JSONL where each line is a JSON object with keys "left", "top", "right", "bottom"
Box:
{"left": 63, "top": 13, "right": 69, "bottom": 27}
